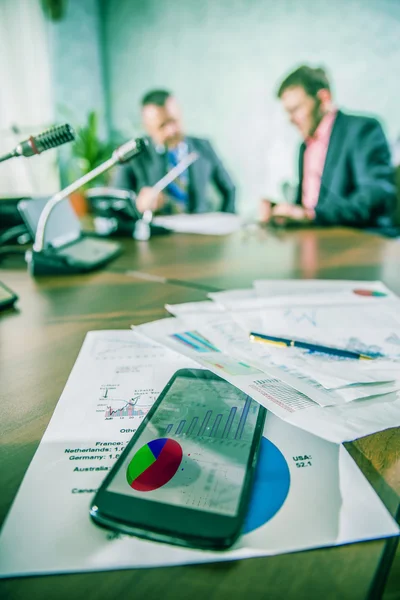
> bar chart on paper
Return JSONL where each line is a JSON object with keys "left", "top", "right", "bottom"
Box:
{"left": 170, "top": 330, "right": 261, "bottom": 376}
{"left": 171, "top": 331, "right": 220, "bottom": 353}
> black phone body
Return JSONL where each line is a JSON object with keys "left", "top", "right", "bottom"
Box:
{"left": 90, "top": 368, "right": 266, "bottom": 550}
{"left": 86, "top": 188, "right": 171, "bottom": 237}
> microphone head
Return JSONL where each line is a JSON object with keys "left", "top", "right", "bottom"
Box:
{"left": 16, "top": 124, "right": 76, "bottom": 157}
{"left": 34, "top": 123, "right": 75, "bottom": 153}
{"left": 112, "top": 138, "right": 147, "bottom": 164}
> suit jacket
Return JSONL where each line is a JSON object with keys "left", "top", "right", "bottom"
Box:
{"left": 110, "top": 136, "right": 236, "bottom": 214}
{"left": 295, "top": 111, "right": 396, "bottom": 227}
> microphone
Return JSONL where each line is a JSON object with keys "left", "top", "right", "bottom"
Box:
{"left": 31, "top": 137, "right": 146, "bottom": 261}
{"left": 112, "top": 138, "right": 148, "bottom": 163}
{"left": 0, "top": 124, "right": 75, "bottom": 163}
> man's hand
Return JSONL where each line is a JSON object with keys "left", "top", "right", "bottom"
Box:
{"left": 271, "top": 203, "right": 315, "bottom": 226}
{"left": 136, "top": 187, "right": 166, "bottom": 213}
{"left": 259, "top": 199, "right": 275, "bottom": 223}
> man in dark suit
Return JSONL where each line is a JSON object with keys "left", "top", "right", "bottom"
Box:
{"left": 261, "top": 66, "right": 396, "bottom": 228}
{"left": 111, "top": 90, "right": 235, "bottom": 214}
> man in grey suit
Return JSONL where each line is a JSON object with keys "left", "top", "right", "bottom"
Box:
{"left": 110, "top": 90, "right": 236, "bottom": 215}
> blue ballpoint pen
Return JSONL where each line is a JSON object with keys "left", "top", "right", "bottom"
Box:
{"left": 249, "top": 332, "right": 380, "bottom": 360}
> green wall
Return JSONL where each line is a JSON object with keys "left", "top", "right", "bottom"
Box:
{"left": 102, "top": 0, "right": 400, "bottom": 216}
{"left": 48, "top": 0, "right": 108, "bottom": 185}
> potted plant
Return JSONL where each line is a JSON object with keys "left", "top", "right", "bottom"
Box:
{"left": 68, "top": 111, "right": 115, "bottom": 215}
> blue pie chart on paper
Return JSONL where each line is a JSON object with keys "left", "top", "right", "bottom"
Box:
{"left": 243, "top": 438, "right": 291, "bottom": 534}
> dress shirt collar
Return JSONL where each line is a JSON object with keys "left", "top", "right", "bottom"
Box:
{"left": 306, "top": 109, "right": 338, "bottom": 145}
{"left": 154, "top": 139, "right": 188, "bottom": 156}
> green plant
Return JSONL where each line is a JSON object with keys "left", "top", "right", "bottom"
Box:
{"left": 41, "top": 0, "right": 67, "bottom": 21}
{"left": 69, "top": 111, "right": 115, "bottom": 188}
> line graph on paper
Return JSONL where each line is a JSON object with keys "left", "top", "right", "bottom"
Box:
{"left": 345, "top": 337, "right": 384, "bottom": 357}
{"left": 386, "top": 333, "right": 400, "bottom": 347}
{"left": 96, "top": 384, "right": 157, "bottom": 420}
{"left": 90, "top": 338, "right": 166, "bottom": 362}
{"left": 104, "top": 397, "right": 147, "bottom": 419}
{"left": 283, "top": 308, "right": 317, "bottom": 327}
{"left": 345, "top": 335, "right": 400, "bottom": 358}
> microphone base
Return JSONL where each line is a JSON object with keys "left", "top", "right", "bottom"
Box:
{"left": 26, "top": 250, "right": 86, "bottom": 275}
{"left": 26, "top": 249, "right": 119, "bottom": 276}
{"left": 93, "top": 217, "right": 172, "bottom": 239}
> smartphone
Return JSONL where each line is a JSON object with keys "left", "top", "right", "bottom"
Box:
{"left": 90, "top": 368, "right": 266, "bottom": 550}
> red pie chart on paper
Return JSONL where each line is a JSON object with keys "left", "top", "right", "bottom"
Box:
{"left": 353, "top": 289, "right": 387, "bottom": 297}
{"left": 126, "top": 438, "right": 183, "bottom": 492}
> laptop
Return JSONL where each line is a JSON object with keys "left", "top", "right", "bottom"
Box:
{"left": 18, "top": 196, "right": 121, "bottom": 273}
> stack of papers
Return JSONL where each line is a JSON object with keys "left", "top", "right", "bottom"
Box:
{"left": 152, "top": 212, "right": 242, "bottom": 235}
{"left": 1, "top": 279, "right": 399, "bottom": 580}
{"left": 136, "top": 280, "right": 400, "bottom": 443}
{"left": 0, "top": 330, "right": 398, "bottom": 578}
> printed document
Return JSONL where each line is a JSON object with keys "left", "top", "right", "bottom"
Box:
{"left": 0, "top": 331, "right": 397, "bottom": 578}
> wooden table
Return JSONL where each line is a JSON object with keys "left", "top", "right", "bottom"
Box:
{"left": 1, "top": 226, "right": 399, "bottom": 600}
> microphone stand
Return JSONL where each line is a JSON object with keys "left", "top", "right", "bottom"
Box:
{"left": 133, "top": 151, "right": 199, "bottom": 241}
{"left": 27, "top": 138, "right": 145, "bottom": 275}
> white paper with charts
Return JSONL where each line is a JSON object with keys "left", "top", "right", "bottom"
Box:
{"left": 165, "top": 280, "right": 400, "bottom": 439}
{"left": 152, "top": 212, "right": 242, "bottom": 235}
{"left": 0, "top": 330, "right": 397, "bottom": 579}
{"left": 220, "top": 287, "right": 400, "bottom": 391}
{"left": 134, "top": 314, "right": 400, "bottom": 443}
{"left": 165, "top": 303, "right": 400, "bottom": 391}
{"left": 253, "top": 279, "right": 398, "bottom": 300}
{"left": 208, "top": 280, "right": 397, "bottom": 310}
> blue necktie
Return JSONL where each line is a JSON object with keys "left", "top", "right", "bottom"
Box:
{"left": 166, "top": 146, "right": 189, "bottom": 211}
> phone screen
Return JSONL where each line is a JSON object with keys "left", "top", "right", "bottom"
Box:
{"left": 107, "top": 373, "right": 262, "bottom": 518}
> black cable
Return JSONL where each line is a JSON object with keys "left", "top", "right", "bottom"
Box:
{"left": 0, "top": 225, "right": 30, "bottom": 246}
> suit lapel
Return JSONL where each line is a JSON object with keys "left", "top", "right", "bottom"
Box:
{"left": 186, "top": 137, "right": 204, "bottom": 213}
{"left": 143, "top": 140, "right": 166, "bottom": 186}
{"left": 319, "top": 111, "right": 345, "bottom": 202}
{"left": 297, "top": 143, "right": 306, "bottom": 205}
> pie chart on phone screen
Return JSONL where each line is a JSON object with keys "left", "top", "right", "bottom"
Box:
{"left": 126, "top": 438, "right": 183, "bottom": 492}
